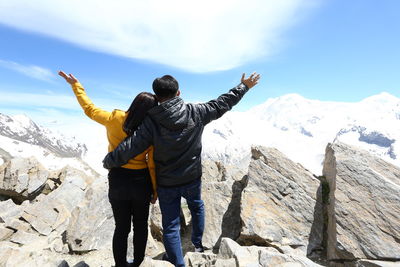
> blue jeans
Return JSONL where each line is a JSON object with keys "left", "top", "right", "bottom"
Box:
{"left": 157, "top": 178, "right": 205, "bottom": 267}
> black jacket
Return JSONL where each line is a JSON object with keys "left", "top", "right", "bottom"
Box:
{"left": 103, "top": 83, "right": 250, "bottom": 187}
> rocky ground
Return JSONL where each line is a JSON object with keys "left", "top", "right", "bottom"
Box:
{"left": 0, "top": 141, "right": 399, "bottom": 267}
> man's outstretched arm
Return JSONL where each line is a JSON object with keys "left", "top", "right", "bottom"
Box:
{"left": 103, "top": 118, "right": 153, "bottom": 169}
{"left": 196, "top": 72, "right": 261, "bottom": 125}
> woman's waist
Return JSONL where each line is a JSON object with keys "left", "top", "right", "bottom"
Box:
{"left": 121, "top": 160, "right": 148, "bottom": 169}
{"left": 108, "top": 167, "right": 150, "bottom": 179}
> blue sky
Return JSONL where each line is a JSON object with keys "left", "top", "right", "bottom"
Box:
{"left": 0, "top": 0, "right": 399, "bottom": 127}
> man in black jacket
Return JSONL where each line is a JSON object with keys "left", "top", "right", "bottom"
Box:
{"left": 103, "top": 73, "right": 260, "bottom": 267}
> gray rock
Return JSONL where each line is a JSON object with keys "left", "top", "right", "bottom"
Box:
{"left": 214, "top": 258, "right": 237, "bottom": 267}
{"left": 218, "top": 237, "right": 260, "bottom": 266}
{"left": 19, "top": 166, "right": 93, "bottom": 237}
{"left": 5, "top": 218, "right": 31, "bottom": 232}
{"left": 356, "top": 260, "right": 400, "bottom": 267}
{"left": 0, "top": 157, "right": 49, "bottom": 201}
{"left": 150, "top": 201, "right": 163, "bottom": 240}
{"left": 323, "top": 142, "right": 400, "bottom": 261}
{"left": 66, "top": 178, "right": 114, "bottom": 252}
{"left": 0, "top": 244, "right": 20, "bottom": 267}
{"left": 0, "top": 225, "right": 14, "bottom": 241}
{"left": 201, "top": 160, "right": 247, "bottom": 249}
{"left": 10, "top": 230, "right": 41, "bottom": 245}
{"left": 184, "top": 252, "right": 217, "bottom": 267}
{"left": 139, "top": 256, "right": 174, "bottom": 267}
{"left": 217, "top": 238, "right": 323, "bottom": 267}
{"left": 239, "top": 146, "right": 323, "bottom": 255}
{"left": 0, "top": 199, "right": 26, "bottom": 225}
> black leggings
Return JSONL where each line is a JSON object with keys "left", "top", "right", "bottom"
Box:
{"left": 108, "top": 167, "right": 152, "bottom": 267}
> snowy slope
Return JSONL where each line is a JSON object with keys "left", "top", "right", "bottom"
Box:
{"left": 1, "top": 92, "right": 398, "bottom": 177}
{"left": 202, "top": 92, "right": 400, "bottom": 175}
{"left": 0, "top": 113, "right": 87, "bottom": 158}
{"left": 0, "top": 113, "right": 99, "bottom": 176}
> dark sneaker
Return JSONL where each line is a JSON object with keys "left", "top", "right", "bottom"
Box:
{"left": 57, "top": 260, "right": 70, "bottom": 267}
{"left": 73, "top": 261, "right": 89, "bottom": 267}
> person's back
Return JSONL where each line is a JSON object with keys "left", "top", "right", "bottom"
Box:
{"left": 103, "top": 73, "right": 260, "bottom": 267}
{"left": 144, "top": 97, "right": 212, "bottom": 186}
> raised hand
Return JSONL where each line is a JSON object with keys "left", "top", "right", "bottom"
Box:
{"left": 58, "top": 71, "right": 79, "bottom": 85}
{"left": 241, "top": 72, "right": 261, "bottom": 89}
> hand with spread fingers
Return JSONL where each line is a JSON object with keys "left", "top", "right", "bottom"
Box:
{"left": 241, "top": 72, "right": 261, "bottom": 89}
{"left": 58, "top": 70, "right": 79, "bottom": 85}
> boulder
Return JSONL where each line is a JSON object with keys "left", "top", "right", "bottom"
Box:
{"left": 356, "top": 260, "right": 400, "bottom": 267}
{"left": 184, "top": 252, "right": 217, "bottom": 267}
{"left": 323, "top": 142, "right": 400, "bottom": 261}
{"left": 214, "top": 258, "right": 237, "bottom": 267}
{"left": 66, "top": 178, "right": 113, "bottom": 252}
{"left": 200, "top": 160, "right": 247, "bottom": 249}
{"left": 239, "top": 146, "right": 323, "bottom": 255}
{"left": 218, "top": 237, "right": 260, "bottom": 266}
{"left": 139, "top": 256, "right": 174, "bottom": 266}
{"left": 0, "top": 157, "right": 49, "bottom": 201}
{"left": 217, "top": 238, "right": 323, "bottom": 267}
{"left": 0, "top": 226, "right": 14, "bottom": 241}
{"left": 9, "top": 230, "right": 42, "bottom": 245}
{"left": 0, "top": 199, "right": 27, "bottom": 225}
{"left": 18, "top": 166, "right": 92, "bottom": 237}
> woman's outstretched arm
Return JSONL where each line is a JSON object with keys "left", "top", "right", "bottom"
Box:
{"left": 58, "top": 71, "right": 112, "bottom": 125}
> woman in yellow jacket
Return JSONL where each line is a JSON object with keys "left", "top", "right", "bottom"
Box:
{"left": 59, "top": 71, "right": 157, "bottom": 267}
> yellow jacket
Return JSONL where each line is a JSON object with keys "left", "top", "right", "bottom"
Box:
{"left": 71, "top": 82, "right": 156, "bottom": 197}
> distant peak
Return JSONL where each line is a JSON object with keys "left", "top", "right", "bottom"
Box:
{"left": 11, "top": 114, "right": 36, "bottom": 127}
{"left": 361, "top": 92, "right": 399, "bottom": 103}
{"left": 275, "top": 93, "right": 306, "bottom": 101}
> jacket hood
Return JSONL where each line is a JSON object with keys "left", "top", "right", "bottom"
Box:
{"left": 148, "top": 97, "right": 189, "bottom": 130}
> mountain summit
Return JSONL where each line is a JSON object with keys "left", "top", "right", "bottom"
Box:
{"left": 202, "top": 92, "right": 400, "bottom": 174}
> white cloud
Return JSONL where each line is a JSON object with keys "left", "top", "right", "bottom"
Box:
{"left": 0, "top": 91, "right": 78, "bottom": 110}
{"left": 0, "top": 0, "right": 318, "bottom": 72}
{"left": 0, "top": 59, "right": 55, "bottom": 82}
{"left": 0, "top": 90, "right": 127, "bottom": 112}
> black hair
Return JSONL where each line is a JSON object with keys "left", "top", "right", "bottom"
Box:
{"left": 123, "top": 92, "right": 158, "bottom": 136}
{"left": 152, "top": 75, "right": 179, "bottom": 99}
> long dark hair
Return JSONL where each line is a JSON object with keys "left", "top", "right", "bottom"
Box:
{"left": 123, "top": 92, "right": 158, "bottom": 136}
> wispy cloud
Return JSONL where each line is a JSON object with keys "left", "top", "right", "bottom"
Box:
{"left": 0, "top": 90, "right": 128, "bottom": 112}
{"left": 0, "top": 0, "right": 318, "bottom": 72}
{"left": 0, "top": 59, "right": 55, "bottom": 82}
{"left": 0, "top": 91, "right": 77, "bottom": 110}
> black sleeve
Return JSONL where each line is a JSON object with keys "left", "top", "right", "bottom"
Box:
{"left": 194, "top": 83, "right": 249, "bottom": 125}
{"left": 102, "top": 118, "right": 153, "bottom": 169}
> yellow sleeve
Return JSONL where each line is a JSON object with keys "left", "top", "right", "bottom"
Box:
{"left": 71, "top": 82, "right": 112, "bottom": 125}
{"left": 147, "top": 146, "right": 157, "bottom": 198}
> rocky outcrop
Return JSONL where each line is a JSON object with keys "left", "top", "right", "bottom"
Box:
{"left": 323, "top": 142, "right": 400, "bottom": 261}
{"left": 201, "top": 160, "right": 247, "bottom": 249}
{"left": 216, "top": 237, "right": 323, "bottom": 267}
{"left": 0, "top": 157, "right": 49, "bottom": 202}
{"left": 238, "top": 146, "right": 324, "bottom": 256}
{"left": 65, "top": 178, "right": 113, "bottom": 252}
{"left": 1, "top": 142, "right": 400, "bottom": 266}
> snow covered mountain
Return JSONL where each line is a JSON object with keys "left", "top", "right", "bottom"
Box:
{"left": 202, "top": 92, "right": 400, "bottom": 175}
{"left": 0, "top": 113, "right": 97, "bottom": 176}
{"left": 1, "top": 92, "right": 398, "bottom": 176}
{"left": 0, "top": 113, "right": 87, "bottom": 158}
